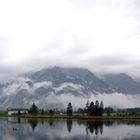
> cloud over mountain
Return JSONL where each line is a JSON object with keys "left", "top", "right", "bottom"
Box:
{"left": 0, "top": 66, "right": 140, "bottom": 110}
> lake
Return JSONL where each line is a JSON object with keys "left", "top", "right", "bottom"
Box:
{"left": 0, "top": 117, "right": 140, "bottom": 140}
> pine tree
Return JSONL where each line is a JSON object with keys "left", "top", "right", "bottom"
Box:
{"left": 85, "top": 100, "right": 89, "bottom": 114}
{"left": 99, "top": 101, "right": 104, "bottom": 116}
{"left": 29, "top": 103, "right": 38, "bottom": 115}
{"left": 67, "top": 102, "right": 73, "bottom": 116}
{"left": 89, "top": 101, "right": 94, "bottom": 116}
{"left": 95, "top": 100, "right": 99, "bottom": 116}
{"left": 41, "top": 109, "right": 44, "bottom": 115}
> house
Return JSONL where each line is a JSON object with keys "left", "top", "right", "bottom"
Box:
{"left": 7, "top": 108, "right": 28, "bottom": 115}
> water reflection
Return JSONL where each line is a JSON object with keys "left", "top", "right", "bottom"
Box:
{"left": 18, "top": 118, "right": 20, "bottom": 124}
{"left": 48, "top": 120, "right": 55, "bottom": 128}
{"left": 28, "top": 119, "right": 38, "bottom": 131}
{"left": 67, "top": 119, "right": 72, "bottom": 133}
{"left": 3, "top": 118, "right": 140, "bottom": 140}
{"left": 104, "top": 120, "right": 114, "bottom": 126}
{"left": 86, "top": 121, "right": 103, "bottom": 135}
{"left": 41, "top": 120, "right": 44, "bottom": 126}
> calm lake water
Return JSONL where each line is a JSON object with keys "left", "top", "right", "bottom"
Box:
{"left": 0, "top": 117, "right": 140, "bottom": 140}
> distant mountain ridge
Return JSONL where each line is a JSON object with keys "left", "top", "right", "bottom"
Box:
{"left": 0, "top": 66, "right": 140, "bottom": 110}
{"left": 29, "top": 66, "right": 111, "bottom": 93}
{"left": 103, "top": 73, "right": 140, "bottom": 94}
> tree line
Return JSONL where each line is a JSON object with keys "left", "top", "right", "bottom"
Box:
{"left": 28, "top": 100, "right": 104, "bottom": 116}
{"left": 66, "top": 100, "right": 104, "bottom": 116}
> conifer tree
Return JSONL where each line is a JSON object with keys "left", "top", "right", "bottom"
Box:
{"left": 95, "top": 100, "right": 99, "bottom": 116}
{"left": 29, "top": 103, "right": 38, "bottom": 115}
{"left": 85, "top": 100, "right": 90, "bottom": 114}
{"left": 89, "top": 101, "right": 94, "bottom": 116}
{"left": 67, "top": 102, "right": 73, "bottom": 116}
{"left": 99, "top": 101, "right": 104, "bottom": 116}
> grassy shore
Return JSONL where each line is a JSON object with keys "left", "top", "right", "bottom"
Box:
{"left": 2, "top": 114, "right": 140, "bottom": 120}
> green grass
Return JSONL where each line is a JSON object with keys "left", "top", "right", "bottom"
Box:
{"left": 0, "top": 112, "right": 140, "bottom": 120}
{"left": 0, "top": 112, "right": 7, "bottom": 116}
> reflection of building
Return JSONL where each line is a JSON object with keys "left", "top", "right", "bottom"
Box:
{"left": 7, "top": 117, "right": 27, "bottom": 123}
{"left": 7, "top": 108, "right": 28, "bottom": 115}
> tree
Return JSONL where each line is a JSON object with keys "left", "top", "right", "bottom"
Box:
{"left": 99, "top": 101, "right": 104, "bottom": 116}
{"left": 85, "top": 100, "right": 90, "bottom": 114}
{"left": 67, "top": 102, "right": 73, "bottom": 116}
{"left": 104, "top": 107, "right": 114, "bottom": 116}
{"left": 88, "top": 101, "right": 94, "bottom": 116}
{"left": 95, "top": 100, "right": 99, "bottom": 116}
{"left": 29, "top": 103, "right": 38, "bottom": 115}
{"left": 41, "top": 109, "right": 44, "bottom": 115}
{"left": 49, "top": 109, "right": 54, "bottom": 115}
{"left": 18, "top": 110, "right": 21, "bottom": 116}
{"left": 77, "top": 108, "right": 84, "bottom": 114}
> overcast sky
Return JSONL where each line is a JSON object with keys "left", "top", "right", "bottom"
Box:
{"left": 0, "top": 0, "right": 140, "bottom": 80}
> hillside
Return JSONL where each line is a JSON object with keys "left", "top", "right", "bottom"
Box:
{"left": 0, "top": 66, "right": 139, "bottom": 110}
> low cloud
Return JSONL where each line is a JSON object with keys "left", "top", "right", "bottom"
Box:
{"left": 52, "top": 93, "right": 140, "bottom": 109}
{"left": 1, "top": 0, "right": 140, "bottom": 80}
{"left": 1, "top": 77, "right": 140, "bottom": 110}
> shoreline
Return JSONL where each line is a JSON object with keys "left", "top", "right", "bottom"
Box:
{"left": 1, "top": 115, "right": 140, "bottom": 120}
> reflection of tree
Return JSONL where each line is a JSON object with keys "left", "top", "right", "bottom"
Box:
{"left": 28, "top": 119, "right": 38, "bottom": 131}
{"left": 104, "top": 120, "right": 114, "bottom": 127}
{"left": 41, "top": 120, "right": 44, "bottom": 126}
{"left": 88, "top": 121, "right": 94, "bottom": 133}
{"left": 100, "top": 124, "right": 103, "bottom": 135}
{"left": 77, "top": 120, "right": 83, "bottom": 126}
{"left": 115, "top": 120, "right": 140, "bottom": 126}
{"left": 67, "top": 119, "right": 73, "bottom": 133}
{"left": 48, "top": 120, "right": 55, "bottom": 128}
{"left": 86, "top": 121, "right": 103, "bottom": 135}
{"left": 18, "top": 118, "right": 21, "bottom": 124}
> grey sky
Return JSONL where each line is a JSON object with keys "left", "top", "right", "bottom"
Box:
{"left": 0, "top": 0, "right": 140, "bottom": 80}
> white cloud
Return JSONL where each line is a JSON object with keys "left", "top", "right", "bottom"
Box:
{"left": 54, "top": 83, "right": 83, "bottom": 92}
{"left": 56, "top": 93, "right": 140, "bottom": 109}
{"left": 1, "top": 75, "right": 140, "bottom": 109}
{"left": 0, "top": 0, "right": 140, "bottom": 79}
{"left": 34, "top": 81, "right": 52, "bottom": 89}
{"left": 32, "top": 92, "right": 140, "bottom": 109}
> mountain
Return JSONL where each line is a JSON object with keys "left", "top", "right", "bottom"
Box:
{"left": 29, "top": 66, "right": 111, "bottom": 93}
{"left": 103, "top": 73, "right": 140, "bottom": 94}
{"left": 0, "top": 66, "right": 140, "bottom": 110}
